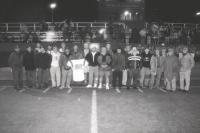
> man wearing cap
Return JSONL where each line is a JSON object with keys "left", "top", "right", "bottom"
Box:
{"left": 85, "top": 43, "right": 100, "bottom": 88}
{"left": 163, "top": 48, "right": 180, "bottom": 91}
{"left": 8, "top": 45, "right": 23, "bottom": 91}
{"left": 140, "top": 47, "right": 152, "bottom": 89}
{"left": 179, "top": 47, "right": 195, "bottom": 92}
{"left": 50, "top": 46, "right": 61, "bottom": 88}
{"left": 126, "top": 47, "right": 141, "bottom": 89}
{"left": 23, "top": 45, "right": 36, "bottom": 88}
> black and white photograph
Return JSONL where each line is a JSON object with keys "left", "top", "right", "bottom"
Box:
{"left": 0, "top": 0, "right": 200, "bottom": 132}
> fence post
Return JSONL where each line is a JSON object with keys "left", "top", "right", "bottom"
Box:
{"left": 6, "top": 23, "right": 8, "bottom": 31}
{"left": 34, "top": 24, "right": 36, "bottom": 31}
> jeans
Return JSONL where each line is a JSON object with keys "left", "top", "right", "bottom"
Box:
{"left": 99, "top": 70, "right": 110, "bottom": 85}
{"left": 50, "top": 66, "right": 61, "bottom": 87}
{"left": 140, "top": 67, "right": 151, "bottom": 87}
{"left": 38, "top": 68, "right": 49, "bottom": 88}
{"left": 12, "top": 68, "right": 23, "bottom": 90}
{"left": 166, "top": 77, "right": 176, "bottom": 91}
{"left": 88, "top": 66, "right": 99, "bottom": 86}
{"left": 155, "top": 68, "right": 164, "bottom": 88}
{"left": 112, "top": 70, "right": 123, "bottom": 88}
{"left": 25, "top": 70, "right": 36, "bottom": 87}
{"left": 127, "top": 69, "right": 139, "bottom": 87}
{"left": 61, "top": 69, "right": 72, "bottom": 87}
{"left": 180, "top": 70, "right": 191, "bottom": 91}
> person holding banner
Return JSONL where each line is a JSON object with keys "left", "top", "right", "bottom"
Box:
{"left": 60, "top": 48, "right": 73, "bottom": 92}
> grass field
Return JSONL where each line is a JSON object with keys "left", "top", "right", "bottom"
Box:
{"left": 0, "top": 85, "right": 200, "bottom": 133}
{"left": 0, "top": 64, "right": 200, "bottom": 133}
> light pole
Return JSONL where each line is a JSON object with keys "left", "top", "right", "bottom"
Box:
{"left": 50, "top": 2, "right": 57, "bottom": 22}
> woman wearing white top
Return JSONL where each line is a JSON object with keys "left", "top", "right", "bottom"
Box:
{"left": 50, "top": 46, "right": 61, "bottom": 88}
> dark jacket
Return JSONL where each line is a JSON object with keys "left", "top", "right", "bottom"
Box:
{"left": 85, "top": 52, "right": 100, "bottom": 67}
{"left": 112, "top": 53, "right": 125, "bottom": 70}
{"left": 164, "top": 55, "right": 180, "bottom": 81}
{"left": 8, "top": 51, "right": 23, "bottom": 69}
{"left": 60, "top": 53, "right": 72, "bottom": 70}
{"left": 36, "top": 52, "right": 52, "bottom": 69}
{"left": 23, "top": 51, "right": 36, "bottom": 71}
{"left": 141, "top": 53, "right": 152, "bottom": 68}
{"left": 97, "top": 54, "right": 112, "bottom": 71}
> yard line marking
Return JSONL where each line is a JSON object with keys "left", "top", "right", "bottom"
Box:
{"left": 0, "top": 87, "right": 7, "bottom": 92}
{"left": 137, "top": 88, "right": 144, "bottom": 93}
{"left": 158, "top": 88, "right": 167, "bottom": 93}
{"left": 19, "top": 89, "right": 26, "bottom": 93}
{"left": 43, "top": 87, "right": 51, "bottom": 93}
{"left": 91, "top": 90, "right": 98, "bottom": 133}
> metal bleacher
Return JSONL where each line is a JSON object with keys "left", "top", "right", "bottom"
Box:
{"left": 0, "top": 22, "right": 125, "bottom": 43}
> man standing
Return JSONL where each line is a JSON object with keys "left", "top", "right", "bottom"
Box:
{"left": 23, "top": 45, "right": 36, "bottom": 88}
{"left": 112, "top": 47, "right": 125, "bottom": 93}
{"left": 97, "top": 47, "right": 112, "bottom": 90}
{"left": 164, "top": 48, "right": 180, "bottom": 91}
{"left": 50, "top": 46, "right": 61, "bottom": 88}
{"left": 8, "top": 45, "right": 23, "bottom": 91}
{"left": 155, "top": 48, "right": 166, "bottom": 89}
{"left": 140, "top": 48, "right": 152, "bottom": 89}
{"left": 126, "top": 47, "right": 141, "bottom": 90}
{"left": 36, "top": 47, "right": 52, "bottom": 89}
{"left": 85, "top": 43, "right": 100, "bottom": 88}
{"left": 179, "top": 47, "right": 195, "bottom": 92}
{"left": 149, "top": 49, "right": 158, "bottom": 89}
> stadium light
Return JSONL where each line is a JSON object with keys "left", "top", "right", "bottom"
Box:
{"left": 196, "top": 12, "right": 200, "bottom": 16}
{"left": 50, "top": 3, "right": 57, "bottom": 9}
{"left": 99, "top": 28, "right": 106, "bottom": 34}
{"left": 124, "top": 11, "right": 130, "bottom": 16}
{"left": 49, "top": 2, "right": 57, "bottom": 22}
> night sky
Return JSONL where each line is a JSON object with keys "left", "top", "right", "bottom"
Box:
{"left": 0, "top": 0, "right": 200, "bottom": 22}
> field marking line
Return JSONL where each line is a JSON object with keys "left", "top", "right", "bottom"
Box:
{"left": 158, "top": 88, "right": 167, "bottom": 93}
{"left": 91, "top": 90, "right": 98, "bottom": 133}
{"left": 43, "top": 87, "right": 51, "bottom": 93}
{"left": 0, "top": 87, "right": 7, "bottom": 92}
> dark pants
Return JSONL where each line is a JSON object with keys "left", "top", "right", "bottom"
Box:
{"left": 112, "top": 70, "right": 123, "bottom": 88}
{"left": 12, "top": 68, "right": 23, "bottom": 90}
{"left": 127, "top": 69, "right": 139, "bottom": 87}
{"left": 26, "top": 70, "right": 36, "bottom": 88}
{"left": 38, "top": 68, "right": 49, "bottom": 88}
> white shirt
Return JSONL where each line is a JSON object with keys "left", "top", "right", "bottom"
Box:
{"left": 91, "top": 52, "right": 96, "bottom": 62}
{"left": 51, "top": 51, "right": 61, "bottom": 67}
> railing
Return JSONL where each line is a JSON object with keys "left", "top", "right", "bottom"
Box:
{"left": 0, "top": 22, "right": 125, "bottom": 32}
{"left": 0, "top": 22, "right": 126, "bottom": 43}
{"left": 146, "top": 22, "right": 200, "bottom": 31}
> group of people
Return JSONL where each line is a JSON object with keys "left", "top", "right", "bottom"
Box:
{"left": 8, "top": 42, "right": 195, "bottom": 93}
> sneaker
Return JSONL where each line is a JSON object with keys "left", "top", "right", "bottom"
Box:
{"left": 86, "top": 85, "right": 92, "bottom": 88}
{"left": 67, "top": 87, "right": 72, "bottom": 94}
{"left": 98, "top": 84, "right": 102, "bottom": 89}
{"left": 106, "top": 85, "right": 110, "bottom": 90}
{"left": 115, "top": 87, "right": 121, "bottom": 93}
{"left": 93, "top": 84, "right": 97, "bottom": 88}
{"left": 59, "top": 86, "right": 65, "bottom": 90}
